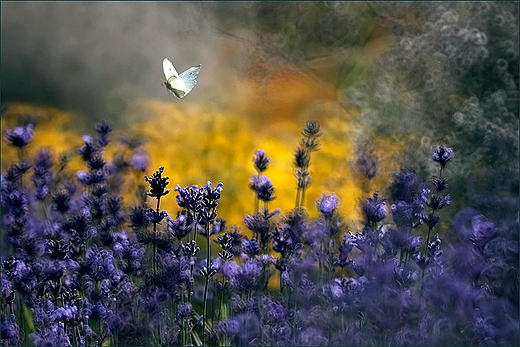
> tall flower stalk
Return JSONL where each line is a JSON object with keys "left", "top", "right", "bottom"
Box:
{"left": 197, "top": 181, "right": 223, "bottom": 345}
{"left": 424, "top": 147, "right": 452, "bottom": 252}
{"left": 145, "top": 166, "right": 170, "bottom": 274}
{"left": 294, "top": 121, "right": 321, "bottom": 208}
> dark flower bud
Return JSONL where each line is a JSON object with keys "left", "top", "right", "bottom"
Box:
{"left": 203, "top": 181, "right": 224, "bottom": 203}
{"left": 215, "top": 228, "right": 243, "bottom": 258}
{"left": 432, "top": 146, "right": 453, "bottom": 168}
{"left": 423, "top": 212, "right": 440, "bottom": 228}
{"left": 300, "top": 137, "right": 320, "bottom": 152}
{"left": 294, "top": 168, "right": 312, "bottom": 189}
{"left": 62, "top": 210, "right": 92, "bottom": 243}
{"left": 77, "top": 170, "right": 101, "bottom": 186}
{"left": 175, "top": 184, "right": 204, "bottom": 210}
{"left": 294, "top": 147, "right": 310, "bottom": 168}
{"left": 128, "top": 204, "right": 150, "bottom": 229}
{"left": 4, "top": 123, "right": 34, "bottom": 148}
{"left": 253, "top": 150, "right": 270, "bottom": 173}
{"left": 227, "top": 227, "right": 245, "bottom": 255}
{"left": 216, "top": 232, "right": 234, "bottom": 252}
{"left": 146, "top": 208, "right": 168, "bottom": 224}
{"left": 427, "top": 194, "right": 451, "bottom": 210}
{"left": 390, "top": 170, "right": 419, "bottom": 203}
{"left": 302, "top": 120, "right": 321, "bottom": 137}
{"left": 431, "top": 176, "right": 449, "bottom": 192}
{"left": 94, "top": 120, "right": 113, "bottom": 147}
{"left": 181, "top": 240, "right": 200, "bottom": 257}
{"left": 3, "top": 257, "right": 17, "bottom": 280}
{"left": 78, "top": 135, "right": 99, "bottom": 162}
{"left": 87, "top": 154, "right": 106, "bottom": 171}
{"left": 145, "top": 166, "right": 170, "bottom": 199}
{"left": 91, "top": 184, "right": 108, "bottom": 197}
{"left": 52, "top": 190, "right": 71, "bottom": 213}
{"left": 429, "top": 233, "right": 442, "bottom": 255}
{"left": 47, "top": 239, "right": 70, "bottom": 260}
{"left": 363, "top": 193, "right": 387, "bottom": 223}
{"left": 391, "top": 201, "right": 414, "bottom": 227}
{"left": 271, "top": 227, "right": 297, "bottom": 255}
{"left": 199, "top": 261, "right": 218, "bottom": 277}
{"left": 89, "top": 170, "right": 108, "bottom": 184}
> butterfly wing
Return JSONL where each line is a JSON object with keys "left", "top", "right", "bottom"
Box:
{"left": 163, "top": 58, "right": 201, "bottom": 98}
{"left": 162, "top": 58, "right": 179, "bottom": 80}
{"left": 179, "top": 65, "right": 202, "bottom": 94}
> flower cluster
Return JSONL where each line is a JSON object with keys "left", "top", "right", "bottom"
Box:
{"left": 1, "top": 111, "right": 518, "bottom": 347}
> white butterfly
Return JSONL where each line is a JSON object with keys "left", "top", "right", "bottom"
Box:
{"left": 162, "top": 58, "right": 201, "bottom": 98}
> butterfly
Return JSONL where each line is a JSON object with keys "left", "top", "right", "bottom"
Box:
{"left": 162, "top": 58, "right": 201, "bottom": 98}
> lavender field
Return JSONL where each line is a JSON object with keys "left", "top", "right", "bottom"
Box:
{"left": 1, "top": 2, "right": 518, "bottom": 346}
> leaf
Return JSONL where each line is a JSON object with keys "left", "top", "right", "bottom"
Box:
{"left": 191, "top": 330, "right": 203, "bottom": 347}
{"left": 22, "top": 302, "right": 35, "bottom": 332}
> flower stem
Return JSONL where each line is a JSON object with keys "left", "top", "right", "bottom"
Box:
{"left": 203, "top": 222, "right": 211, "bottom": 346}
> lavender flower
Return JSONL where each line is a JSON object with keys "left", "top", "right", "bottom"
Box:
{"left": 316, "top": 192, "right": 340, "bottom": 216}
{"left": 390, "top": 170, "right": 419, "bottom": 203}
{"left": 174, "top": 184, "right": 203, "bottom": 211}
{"left": 129, "top": 203, "right": 151, "bottom": 230}
{"left": 241, "top": 237, "right": 261, "bottom": 258}
{"left": 145, "top": 166, "right": 170, "bottom": 199}
{"left": 216, "top": 232, "right": 235, "bottom": 260}
{"left": 224, "top": 260, "right": 264, "bottom": 293}
{"left": 1, "top": 315, "right": 21, "bottom": 346}
{"left": 129, "top": 148, "right": 151, "bottom": 172}
{"left": 294, "top": 147, "right": 310, "bottom": 169}
{"left": 351, "top": 140, "right": 379, "bottom": 180}
{"left": 249, "top": 174, "right": 275, "bottom": 202}
{"left": 253, "top": 150, "right": 270, "bottom": 173}
{"left": 31, "top": 323, "right": 72, "bottom": 346}
{"left": 4, "top": 123, "right": 34, "bottom": 148}
{"left": 363, "top": 193, "right": 387, "bottom": 223}
{"left": 77, "top": 135, "right": 99, "bottom": 162}
{"left": 243, "top": 208, "right": 279, "bottom": 245}
{"left": 1, "top": 105, "right": 517, "bottom": 347}
{"left": 94, "top": 119, "right": 113, "bottom": 147}
{"left": 52, "top": 189, "right": 72, "bottom": 214}
{"left": 426, "top": 194, "right": 451, "bottom": 210}
{"left": 167, "top": 212, "right": 194, "bottom": 239}
{"left": 432, "top": 146, "right": 453, "bottom": 168}
{"left": 31, "top": 148, "right": 53, "bottom": 200}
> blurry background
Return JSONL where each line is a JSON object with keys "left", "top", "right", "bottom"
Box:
{"left": 2, "top": 2, "right": 518, "bottom": 236}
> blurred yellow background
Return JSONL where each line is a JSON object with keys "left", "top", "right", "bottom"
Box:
{"left": 1, "top": 9, "right": 403, "bottom": 234}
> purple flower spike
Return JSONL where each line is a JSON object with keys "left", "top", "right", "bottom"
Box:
{"left": 432, "top": 146, "right": 453, "bottom": 168}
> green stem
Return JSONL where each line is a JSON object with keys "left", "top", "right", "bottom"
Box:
{"left": 424, "top": 226, "right": 432, "bottom": 255}
{"left": 153, "top": 196, "right": 161, "bottom": 274}
{"left": 295, "top": 186, "right": 301, "bottom": 208}
{"left": 203, "top": 223, "right": 211, "bottom": 346}
{"left": 18, "top": 147, "right": 25, "bottom": 189}
{"left": 300, "top": 186, "right": 306, "bottom": 208}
